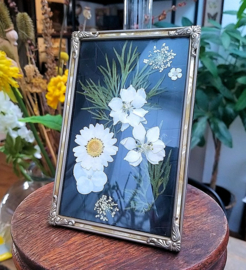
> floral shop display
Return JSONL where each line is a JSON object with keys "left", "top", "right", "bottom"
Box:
{"left": 0, "top": 0, "right": 70, "bottom": 259}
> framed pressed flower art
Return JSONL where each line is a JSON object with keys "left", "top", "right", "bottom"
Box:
{"left": 49, "top": 27, "right": 201, "bottom": 252}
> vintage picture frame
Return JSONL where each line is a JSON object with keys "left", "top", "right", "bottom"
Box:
{"left": 49, "top": 27, "right": 200, "bottom": 252}
{"left": 203, "top": 0, "right": 224, "bottom": 26}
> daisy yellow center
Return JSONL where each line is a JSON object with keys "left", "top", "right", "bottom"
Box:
{"left": 86, "top": 138, "right": 104, "bottom": 157}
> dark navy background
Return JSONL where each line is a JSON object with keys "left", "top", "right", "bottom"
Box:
{"left": 59, "top": 37, "right": 189, "bottom": 237}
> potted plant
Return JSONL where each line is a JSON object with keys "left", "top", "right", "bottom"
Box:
{"left": 191, "top": 6, "right": 246, "bottom": 214}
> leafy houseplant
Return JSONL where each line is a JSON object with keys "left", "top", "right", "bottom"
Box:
{"left": 191, "top": 7, "right": 246, "bottom": 191}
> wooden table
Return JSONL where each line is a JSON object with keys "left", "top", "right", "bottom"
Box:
{"left": 11, "top": 183, "right": 229, "bottom": 270}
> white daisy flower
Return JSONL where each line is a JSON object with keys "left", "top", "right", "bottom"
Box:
{"left": 121, "top": 123, "right": 165, "bottom": 166}
{"left": 168, "top": 68, "right": 182, "bottom": 81}
{"left": 73, "top": 163, "right": 107, "bottom": 194}
{"left": 108, "top": 85, "right": 148, "bottom": 131}
{"left": 73, "top": 123, "right": 118, "bottom": 171}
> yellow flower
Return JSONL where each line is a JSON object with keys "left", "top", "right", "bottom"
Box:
{"left": 0, "top": 51, "right": 22, "bottom": 94}
{"left": 46, "top": 75, "right": 67, "bottom": 109}
{"left": 64, "top": 69, "right": 69, "bottom": 77}
{"left": 60, "top": 52, "right": 69, "bottom": 63}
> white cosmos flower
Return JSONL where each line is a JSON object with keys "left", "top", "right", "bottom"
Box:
{"left": 34, "top": 145, "right": 42, "bottom": 159}
{"left": 108, "top": 85, "right": 148, "bottom": 131}
{"left": 73, "top": 123, "right": 118, "bottom": 171}
{"left": 168, "top": 68, "right": 182, "bottom": 81}
{"left": 121, "top": 123, "right": 165, "bottom": 166}
{"left": 0, "top": 91, "right": 24, "bottom": 135}
{"left": 73, "top": 163, "right": 107, "bottom": 194}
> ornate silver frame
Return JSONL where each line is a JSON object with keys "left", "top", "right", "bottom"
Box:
{"left": 49, "top": 27, "right": 200, "bottom": 252}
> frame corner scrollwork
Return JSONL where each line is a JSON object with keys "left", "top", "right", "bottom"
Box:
{"left": 168, "top": 26, "right": 201, "bottom": 56}
{"left": 49, "top": 195, "right": 75, "bottom": 226}
{"left": 71, "top": 31, "right": 99, "bottom": 59}
{"left": 147, "top": 221, "right": 181, "bottom": 252}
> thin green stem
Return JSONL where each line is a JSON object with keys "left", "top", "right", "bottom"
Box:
{"left": 12, "top": 86, "right": 56, "bottom": 177}
{"left": 19, "top": 165, "right": 32, "bottom": 181}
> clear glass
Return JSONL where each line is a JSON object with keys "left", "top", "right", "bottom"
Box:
{"left": 0, "top": 165, "right": 53, "bottom": 252}
{"left": 124, "top": 0, "right": 153, "bottom": 29}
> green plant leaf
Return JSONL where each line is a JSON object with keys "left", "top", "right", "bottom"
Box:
{"left": 182, "top": 17, "right": 193, "bottom": 26}
{"left": 191, "top": 116, "right": 208, "bottom": 149}
{"left": 236, "top": 17, "right": 246, "bottom": 28}
{"left": 210, "top": 77, "right": 234, "bottom": 100}
{"left": 201, "top": 34, "right": 222, "bottom": 45}
{"left": 239, "top": 109, "right": 246, "bottom": 131}
{"left": 221, "top": 31, "right": 231, "bottom": 49}
{"left": 210, "top": 95, "right": 223, "bottom": 111}
{"left": 193, "top": 109, "right": 206, "bottom": 120}
{"left": 235, "top": 89, "right": 246, "bottom": 110}
{"left": 222, "top": 103, "right": 238, "bottom": 126}
{"left": 237, "top": 0, "right": 246, "bottom": 19}
{"left": 237, "top": 76, "right": 246, "bottom": 84}
{"left": 209, "top": 117, "right": 233, "bottom": 147}
{"left": 19, "top": 114, "right": 62, "bottom": 131}
{"left": 229, "top": 49, "right": 246, "bottom": 58}
{"left": 223, "top": 10, "right": 237, "bottom": 15}
{"left": 197, "top": 136, "right": 206, "bottom": 147}
{"left": 208, "top": 19, "right": 222, "bottom": 29}
{"left": 153, "top": 21, "right": 177, "bottom": 28}
{"left": 200, "top": 56, "right": 218, "bottom": 77}
{"left": 226, "top": 30, "right": 246, "bottom": 43}
{"left": 224, "top": 23, "right": 236, "bottom": 30}
{"left": 195, "top": 90, "right": 209, "bottom": 111}
{"left": 203, "top": 51, "right": 224, "bottom": 60}
{"left": 202, "top": 27, "right": 220, "bottom": 32}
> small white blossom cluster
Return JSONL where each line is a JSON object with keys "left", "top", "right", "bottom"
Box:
{"left": 143, "top": 44, "right": 176, "bottom": 72}
{"left": 94, "top": 195, "right": 119, "bottom": 221}
{"left": 0, "top": 92, "right": 41, "bottom": 158}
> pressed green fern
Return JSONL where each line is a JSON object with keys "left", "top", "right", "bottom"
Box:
{"left": 148, "top": 150, "right": 172, "bottom": 201}
{"left": 79, "top": 42, "right": 166, "bottom": 129}
{"left": 123, "top": 151, "right": 172, "bottom": 213}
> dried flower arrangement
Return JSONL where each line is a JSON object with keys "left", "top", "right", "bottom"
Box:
{"left": 0, "top": 0, "right": 69, "bottom": 179}
{"left": 153, "top": 0, "right": 198, "bottom": 25}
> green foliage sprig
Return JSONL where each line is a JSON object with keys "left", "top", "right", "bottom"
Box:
{"left": 148, "top": 150, "right": 172, "bottom": 200}
{"left": 79, "top": 42, "right": 165, "bottom": 130}
{"left": 0, "top": 134, "right": 42, "bottom": 181}
{"left": 124, "top": 151, "right": 172, "bottom": 213}
{"left": 79, "top": 42, "right": 140, "bottom": 119}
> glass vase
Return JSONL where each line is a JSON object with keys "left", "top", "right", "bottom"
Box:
{"left": 0, "top": 164, "right": 53, "bottom": 254}
{"left": 124, "top": 0, "right": 153, "bottom": 29}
